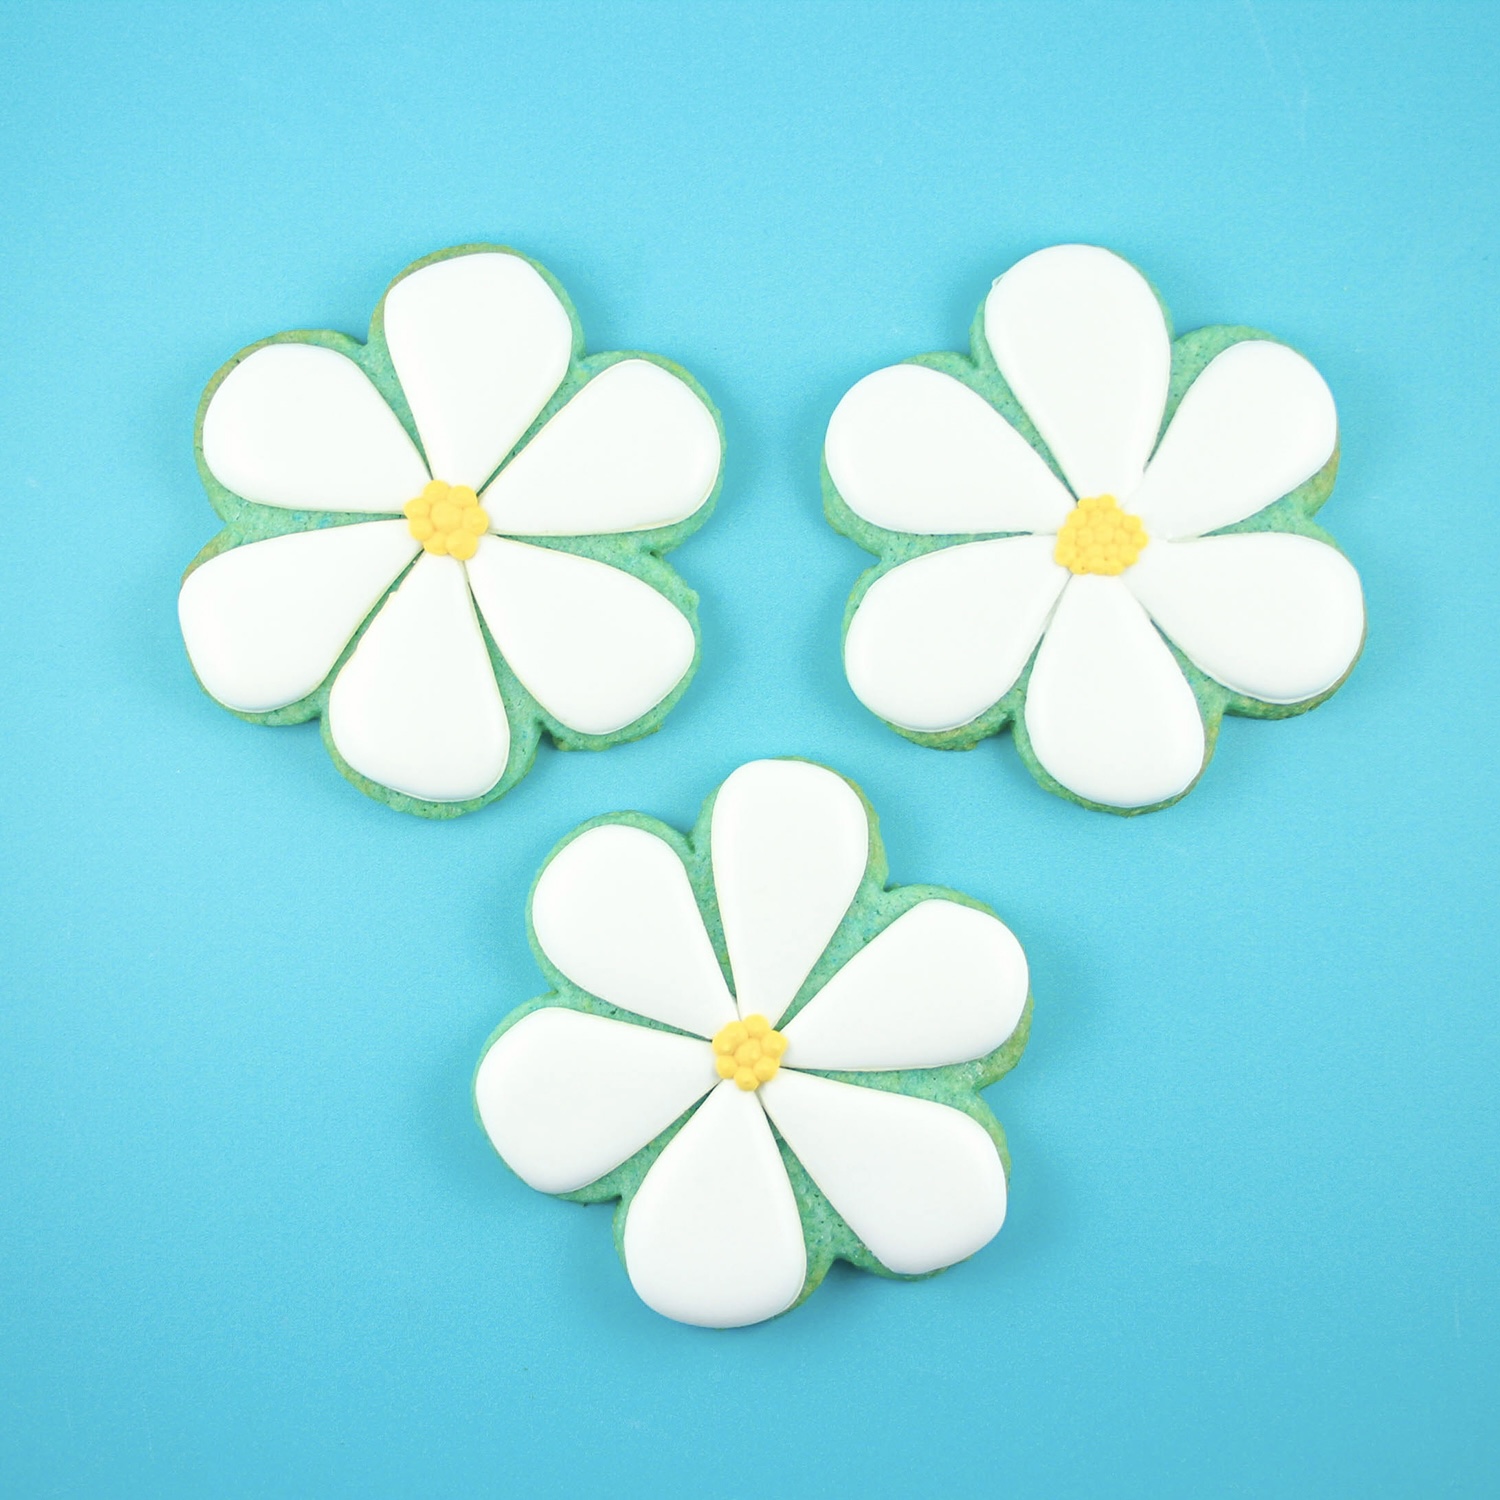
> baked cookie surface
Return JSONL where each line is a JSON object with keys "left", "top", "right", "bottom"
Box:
{"left": 179, "top": 245, "right": 723, "bottom": 816}
{"left": 475, "top": 758, "right": 1032, "bottom": 1327}
{"left": 826, "top": 243, "right": 1366, "bottom": 813}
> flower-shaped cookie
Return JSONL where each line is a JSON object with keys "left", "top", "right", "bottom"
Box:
{"left": 475, "top": 759, "right": 1031, "bottom": 1327}
{"left": 826, "top": 244, "right": 1366, "bottom": 813}
{"left": 179, "top": 246, "right": 722, "bottom": 815}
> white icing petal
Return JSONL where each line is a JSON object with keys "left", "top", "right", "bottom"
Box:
{"left": 983, "top": 244, "right": 1170, "bottom": 500}
{"left": 711, "top": 760, "right": 869, "bottom": 1028}
{"left": 201, "top": 343, "right": 429, "bottom": 513}
{"left": 1126, "top": 532, "right": 1364, "bottom": 705}
{"left": 474, "top": 1009, "right": 719, "bottom": 1195}
{"left": 383, "top": 251, "right": 574, "bottom": 491}
{"left": 1128, "top": 340, "right": 1338, "bottom": 539}
{"left": 824, "top": 363, "right": 1073, "bottom": 535}
{"left": 326, "top": 553, "right": 509, "bottom": 802}
{"left": 179, "top": 521, "right": 417, "bottom": 713}
{"left": 465, "top": 537, "right": 695, "bottom": 735}
{"left": 759, "top": 1070, "right": 1006, "bottom": 1276}
{"left": 482, "top": 360, "right": 721, "bottom": 536}
{"left": 530, "top": 822, "right": 737, "bottom": 1038}
{"left": 623, "top": 1083, "right": 807, "bottom": 1328}
{"left": 781, "top": 900, "right": 1028, "bottom": 1071}
{"left": 844, "top": 535, "right": 1067, "bottom": 733}
{"left": 1023, "top": 575, "right": 1205, "bottom": 809}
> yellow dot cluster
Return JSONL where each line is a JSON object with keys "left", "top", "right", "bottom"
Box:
{"left": 712, "top": 1014, "right": 787, "bottom": 1091}
{"left": 405, "top": 479, "right": 490, "bottom": 561}
{"left": 1053, "top": 494, "right": 1149, "bottom": 576}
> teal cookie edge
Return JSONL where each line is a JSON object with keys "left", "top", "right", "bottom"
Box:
{"left": 178, "top": 243, "right": 725, "bottom": 819}
{"left": 471, "top": 757, "right": 1034, "bottom": 1322}
{"left": 822, "top": 264, "right": 1365, "bottom": 818}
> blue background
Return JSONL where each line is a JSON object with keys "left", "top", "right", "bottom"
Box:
{"left": 2, "top": 2, "right": 1496, "bottom": 1494}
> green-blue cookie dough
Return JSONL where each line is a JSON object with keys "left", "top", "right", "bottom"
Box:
{"left": 475, "top": 758, "right": 1033, "bottom": 1328}
{"left": 825, "top": 243, "right": 1366, "bottom": 815}
{"left": 178, "top": 244, "right": 724, "bottom": 817}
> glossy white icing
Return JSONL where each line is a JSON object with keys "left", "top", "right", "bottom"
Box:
{"left": 202, "top": 342, "right": 428, "bottom": 512}
{"left": 781, "top": 899, "right": 1028, "bottom": 1071}
{"left": 623, "top": 1082, "right": 807, "bottom": 1328}
{"left": 482, "top": 359, "right": 721, "bottom": 536}
{"left": 530, "top": 823, "right": 737, "bottom": 1039}
{"left": 179, "top": 520, "right": 417, "bottom": 713}
{"left": 1022, "top": 575, "right": 1206, "bottom": 808}
{"left": 326, "top": 553, "right": 509, "bottom": 801}
{"left": 1127, "top": 531, "right": 1365, "bottom": 704}
{"left": 983, "top": 243, "right": 1170, "bottom": 500}
{"left": 1129, "top": 339, "right": 1338, "bottom": 540}
{"left": 382, "top": 251, "right": 573, "bottom": 492}
{"left": 710, "top": 760, "right": 869, "bottom": 1028}
{"left": 465, "top": 536, "right": 695, "bottom": 735}
{"left": 825, "top": 362, "right": 1071, "bottom": 535}
{"left": 474, "top": 1008, "right": 718, "bottom": 1195}
{"left": 759, "top": 1069, "right": 1007, "bottom": 1276}
{"left": 843, "top": 535, "right": 1066, "bottom": 733}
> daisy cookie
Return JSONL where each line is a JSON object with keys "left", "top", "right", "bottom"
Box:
{"left": 178, "top": 246, "right": 723, "bottom": 816}
{"left": 474, "top": 758, "right": 1032, "bottom": 1327}
{"left": 825, "top": 243, "right": 1366, "bottom": 813}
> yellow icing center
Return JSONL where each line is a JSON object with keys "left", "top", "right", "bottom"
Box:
{"left": 712, "top": 1014, "right": 787, "bottom": 1092}
{"left": 1054, "top": 494, "right": 1148, "bottom": 576}
{"left": 405, "top": 479, "right": 490, "bottom": 561}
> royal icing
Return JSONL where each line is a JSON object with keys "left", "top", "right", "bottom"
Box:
{"left": 474, "top": 758, "right": 1032, "bottom": 1328}
{"left": 826, "top": 243, "right": 1366, "bottom": 812}
{"left": 710, "top": 1014, "right": 787, "bottom": 1090}
{"left": 200, "top": 342, "right": 429, "bottom": 513}
{"left": 983, "top": 243, "right": 1171, "bottom": 499}
{"left": 482, "top": 358, "right": 723, "bottom": 537}
{"left": 380, "top": 249, "right": 574, "bottom": 492}
{"left": 622, "top": 1082, "right": 808, "bottom": 1329}
{"left": 463, "top": 538, "right": 696, "bottom": 737}
{"left": 177, "top": 520, "right": 418, "bottom": 715}
{"left": 757, "top": 1069, "right": 1007, "bottom": 1278}
{"left": 477, "top": 1008, "right": 717, "bottom": 1197}
{"left": 825, "top": 362, "right": 1070, "bottom": 536}
{"left": 179, "top": 246, "right": 722, "bottom": 813}
{"left": 326, "top": 551, "right": 509, "bottom": 803}
{"left": 709, "top": 758, "right": 870, "bottom": 1029}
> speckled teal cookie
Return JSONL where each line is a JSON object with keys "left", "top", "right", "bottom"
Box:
{"left": 825, "top": 242, "right": 1366, "bottom": 814}
{"left": 474, "top": 757, "right": 1032, "bottom": 1327}
{"left": 178, "top": 244, "right": 723, "bottom": 817}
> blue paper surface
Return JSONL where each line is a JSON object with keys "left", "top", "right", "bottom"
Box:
{"left": 2, "top": 2, "right": 1496, "bottom": 1494}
